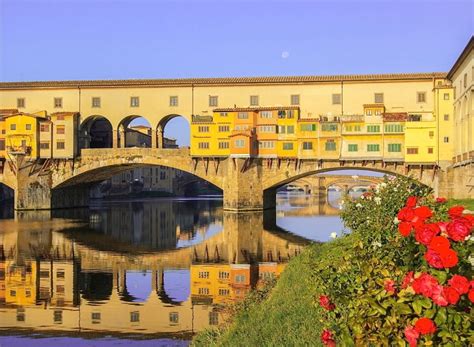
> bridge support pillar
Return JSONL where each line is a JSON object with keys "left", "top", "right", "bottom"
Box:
{"left": 151, "top": 129, "right": 157, "bottom": 148}
{"left": 222, "top": 158, "right": 275, "bottom": 211}
{"left": 157, "top": 127, "right": 164, "bottom": 148}
{"left": 112, "top": 129, "right": 119, "bottom": 148}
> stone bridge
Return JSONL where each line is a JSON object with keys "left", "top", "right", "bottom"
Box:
{"left": 1, "top": 147, "right": 449, "bottom": 211}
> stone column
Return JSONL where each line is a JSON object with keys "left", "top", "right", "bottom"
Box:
{"left": 112, "top": 129, "right": 119, "bottom": 148}
{"left": 151, "top": 129, "right": 157, "bottom": 148}
{"left": 157, "top": 127, "right": 164, "bottom": 148}
{"left": 119, "top": 127, "right": 126, "bottom": 148}
{"left": 222, "top": 158, "right": 275, "bottom": 211}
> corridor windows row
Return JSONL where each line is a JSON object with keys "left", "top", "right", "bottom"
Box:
{"left": 90, "top": 96, "right": 180, "bottom": 108}
{"left": 406, "top": 147, "right": 434, "bottom": 155}
{"left": 39, "top": 141, "right": 65, "bottom": 150}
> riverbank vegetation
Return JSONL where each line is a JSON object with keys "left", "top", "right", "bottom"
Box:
{"left": 193, "top": 177, "right": 473, "bottom": 346}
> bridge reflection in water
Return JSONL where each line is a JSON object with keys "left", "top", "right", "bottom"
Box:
{"left": 0, "top": 195, "right": 346, "bottom": 340}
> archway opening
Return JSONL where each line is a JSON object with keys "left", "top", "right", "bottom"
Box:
{"left": 158, "top": 115, "right": 190, "bottom": 148}
{"left": 80, "top": 116, "right": 113, "bottom": 149}
{"left": 118, "top": 115, "right": 152, "bottom": 148}
{"left": 0, "top": 183, "right": 14, "bottom": 219}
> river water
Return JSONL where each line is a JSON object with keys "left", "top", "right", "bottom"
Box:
{"left": 0, "top": 192, "right": 345, "bottom": 346}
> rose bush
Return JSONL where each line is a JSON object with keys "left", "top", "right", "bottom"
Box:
{"left": 314, "top": 176, "right": 473, "bottom": 346}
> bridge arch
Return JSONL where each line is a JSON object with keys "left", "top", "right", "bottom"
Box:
{"left": 157, "top": 114, "right": 190, "bottom": 148}
{"left": 117, "top": 114, "right": 152, "bottom": 148}
{"left": 80, "top": 115, "right": 113, "bottom": 149}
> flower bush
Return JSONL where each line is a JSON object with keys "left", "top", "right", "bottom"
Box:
{"left": 314, "top": 176, "right": 473, "bottom": 346}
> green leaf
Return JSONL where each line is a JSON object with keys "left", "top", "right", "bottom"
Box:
{"left": 435, "top": 307, "right": 447, "bottom": 325}
{"left": 394, "top": 303, "right": 412, "bottom": 315}
{"left": 412, "top": 300, "right": 422, "bottom": 315}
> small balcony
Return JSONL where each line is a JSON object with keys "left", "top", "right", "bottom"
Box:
{"left": 192, "top": 115, "right": 214, "bottom": 123}
{"left": 7, "top": 146, "right": 32, "bottom": 155}
{"left": 383, "top": 113, "right": 407, "bottom": 122}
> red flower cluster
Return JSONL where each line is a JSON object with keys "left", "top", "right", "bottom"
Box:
{"left": 409, "top": 272, "right": 472, "bottom": 306}
{"left": 424, "top": 236, "right": 458, "bottom": 269}
{"left": 319, "top": 295, "right": 335, "bottom": 311}
{"left": 405, "top": 318, "right": 437, "bottom": 346}
{"left": 321, "top": 329, "right": 336, "bottom": 346}
{"left": 384, "top": 279, "right": 396, "bottom": 294}
{"left": 397, "top": 197, "right": 433, "bottom": 237}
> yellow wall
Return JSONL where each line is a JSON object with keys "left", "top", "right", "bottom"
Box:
{"left": 4, "top": 114, "right": 40, "bottom": 158}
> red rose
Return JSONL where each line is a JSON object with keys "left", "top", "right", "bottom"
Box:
{"left": 438, "top": 248, "right": 458, "bottom": 268}
{"left": 430, "top": 284, "right": 448, "bottom": 306}
{"left": 414, "top": 318, "right": 436, "bottom": 335}
{"left": 406, "top": 196, "right": 418, "bottom": 208}
{"left": 401, "top": 271, "right": 414, "bottom": 289}
{"left": 321, "top": 329, "right": 336, "bottom": 346}
{"left": 412, "top": 273, "right": 439, "bottom": 297}
{"left": 398, "top": 207, "right": 416, "bottom": 222}
{"left": 443, "top": 286, "right": 460, "bottom": 305}
{"left": 435, "top": 197, "right": 447, "bottom": 203}
{"left": 384, "top": 279, "right": 396, "bottom": 294}
{"left": 468, "top": 290, "right": 474, "bottom": 303}
{"left": 319, "top": 295, "right": 335, "bottom": 311}
{"left": 404, "top": 325, "right": 419, "bottom": 347}
{"left": 414, "top": 206, "right": 433, "bottom": 220}
{"left": 415, "top": 223, "right": 440, "bottom": 245}
{"left": 470, "top": 280, "right": 474, "bottom": 289}
{"left": 448, "top": 205, "right": 465, "bottom": 219}
{"left": 446, "top": 218, "right": 472, "bottom": 242}
{"left": 447, "top": 275, "right": 470, "bottom": 295}
{"left": 464, "top": 215, "right": 474, "bottom": 228}
{"left": 437, "top": 221, "right": 449, "bottom": 234}
{"left": 399, "top": 222, "right": 413, "bottom": 237}
{"left": 424, "top": 249, "right": 444, "bottom": 269}
{"left": 428, "top": 236, "right": 450, "bottom": 252}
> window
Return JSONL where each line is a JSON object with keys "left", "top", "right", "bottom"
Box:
{"left": 388, "top": 143, "right": 401, "bottom": 152}
{"left": 250, "top": 95, "right": 259, "bottom": 106}
{"left": 56, "top": 141, "right": 65, "bottom": 150}
{"left": 238, "top": 112, "right": 248, "bottom": 119}
{"left": 160, "top": 171, "right": 166, "bottom": 180}
{"left": 130, "top": 311, "right": 140, "bottom": 322}
{"left": 219, "top": 271, "right": 229, "bottom": 279}
{"left": 220, "top": 112, "right": 228, "bottom": 117}
{"left": 408, "top": 114, "right": 422, "bottom": 122}
{"left": 209, "top": 95, "right": 218, "bottom": 107}
{"left": 169, "top": 96, "right": 178, "bottom": 106}
{"left": 39, "top": 270, "right": 49, "bottom": 278}
{"left": 287, "top": 125, "right": 295, "bottom": 134}
{"left": 302, "top": 142, "right": 313, "bottom": 150}
{"left": 354, "top": 125, "right": 361, "bottom": 132}
{"left": 384, "top": 124, "right": 404, "bottom": 133}
{"left": 218, "top": 125, "right": 230, "bottom": 132}
{"left": 25, "top": 124, "right": 32, "bottom": 130}
{"left": 429, "top": 131, "right": 434, "bottom": 138}
{"left": 260, "top": 111, "right": 273, "bottom": 118}
{"left": 0, "top": 139, "right": 4, "bottom": 151}
{"left": 348, "top": 144, "right": 358, "bottom": 152}
{"left": 91, "top": 312, "right": 101, "bottom": 323}
{"left": 198, "top": 271, "right": 210, "bottom": 279}
{"left": 332, "top": 93, "right": 341, "bottom": 105}
{"left": 367, "top": 125, "right": 380, "bottom": 133}
{"left": 321, "top": 124, "right": 338, "bottom": 132}
{"left": 198, "top": 142, "right": 209, "bottom": 149}
{"left": 258, "top": 125, "right": 275, "bottom": 133}
{"left": 235, "top": 139, "right": 245, "bottom": 148}
{"left": 198, "top": 126, "right": 209, "bottom": 132}
{"left": 417, "top": 92, "right": 426, "bottom": 103}
{"left": 54, "top": 97, "right": 63, "bottom": 108}
{"left": 277, "top": 110, "right": 286, "bottom": 118}
{"left": 130, "top": 96, "right": 139, "bottom": 107}
{"left": 278, "top": 125, "right": 286, "bottom": 134}
{"left": 344, "top": 125, "right": 353, "bottom": 132}
{"left": 209, "top": 311, "right": 219, "bottom": 325}
{"left": 290, "top": 94, "right": 300, "bottom": 105}
{"left": 374, "top": 93, "right": 384, "bottom": 103}
{"left": 444, "top": 114, "right": 449, "bottom": 121}
{"left": 282, "top": 142, "right": 293, "bottom": 150}
{"left": 54, "top": 310, "right": 63, "bottom": 324}
{"left": 40, "top": 123, "right": 50, "bottom": 132}
{"left": 235, "top": 274, "right": 246, "bottom": 283}
{"left": 17, "top": 98, "right": 25, "bottom": 108}
{"left": 56, "top": 285, "right": 65, "bottom": 293}
{"left": 367, "top": 144, "right": 380, "bottom": 152}
{"left": 407, "top": 147, "right": 418, "bottom": 154}
{"left": 443, "top": 93, "right": 450, "bottom": 100}
{"left": 259, "top": 141, "right": 275, "bottom": 149}
{"left": 56, "top": 271, "right": 65, "bottom": 279}
{"left": 427, "top": 147, "right": 434, "bottom": 154}
{"left": 300, "top": 123, "right": 316, "bottom": 131}
{"left": 325, "top": 140, "right": 336, "bottom": 151}
{"left": 218, "top": 141, "right": 229, "bottom": 149}
{"left": 443, "top": 137, "right": 449, "bottom": 143}
{"left": 169, "top": 312, "right": 179, "bottom": 324}
{"left": 56, "top": 125, "right": 65, "bottom": 134}
{"left": 40, "top": 142, "right": 50, "bottom": 150}
{"left": 366, "top": 110, "right": 372, "bottom": 116}
{"left": 91, "top": 97, "right": 101, "bottom": 108}
{"left": 198, "top": 288, "right": 210, "bottom": 295}
{"left": 464, "top": 73, "right": 467, "bottom": 88}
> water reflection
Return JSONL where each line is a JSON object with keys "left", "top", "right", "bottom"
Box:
{"left": 0, "top": 194, "right": 345, "bottom": 343}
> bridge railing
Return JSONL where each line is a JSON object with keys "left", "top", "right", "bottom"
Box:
{"left": 80, "top": 147, "right": 191, "bottom": 158}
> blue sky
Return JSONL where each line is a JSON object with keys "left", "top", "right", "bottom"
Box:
{"left": 1, "top": 0, "right": 472, "bottom": 144}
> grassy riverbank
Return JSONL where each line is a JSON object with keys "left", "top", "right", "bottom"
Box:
{"left": 448, "top": 198, "right": 474, "bottom": 211}
{"left": 192, "top": 235, "right": 356, "bottom": 346}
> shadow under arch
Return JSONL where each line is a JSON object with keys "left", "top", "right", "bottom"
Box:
{"left": 156, "top": 114, "right": 190, "bottom": 148}
{"left": 117, "top": 114, "right": 152, "bottom": 148}
{"left": 80, "top": 115, "right": 113, "bottom": 149}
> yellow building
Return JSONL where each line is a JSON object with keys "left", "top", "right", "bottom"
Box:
{"left": 5, "top": 260, "right": 37, "bottom": 306}
{"left": 382, "top": 113, "right": 406, "bottom": 162}
{"left": 276, "top": 108, "right": 298, "bottom": 158}
{"left": 3, "top": 112, "right": 46, "bottom": 158}
{"left": 318, "top": 116, "right": 341, "bottom": 160}
{"left": 297, "top": 118, "right": 318, "bottom": 159}
{"left": 190, "top": 264, "right": 233, "bottom": 304}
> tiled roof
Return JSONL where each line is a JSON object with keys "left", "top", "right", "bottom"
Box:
{"left": 51, "top": 112, "right": 79, "bottom": 117}
{"left": 214, "top": 106, "right": 300, "bottom": 112}
{"left": 0, "top": 72, "right": 447, "bottom": 89}
{"left": 0, "top": 109, "right": 19, "bottom": 116}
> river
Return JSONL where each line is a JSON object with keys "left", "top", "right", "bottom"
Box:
{"left": 0, "top": 191, "right": 346, "bottom": 346}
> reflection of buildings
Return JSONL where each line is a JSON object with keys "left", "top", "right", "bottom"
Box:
{"left": 0, "top": 208, "right": 308, "bottom": 337}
